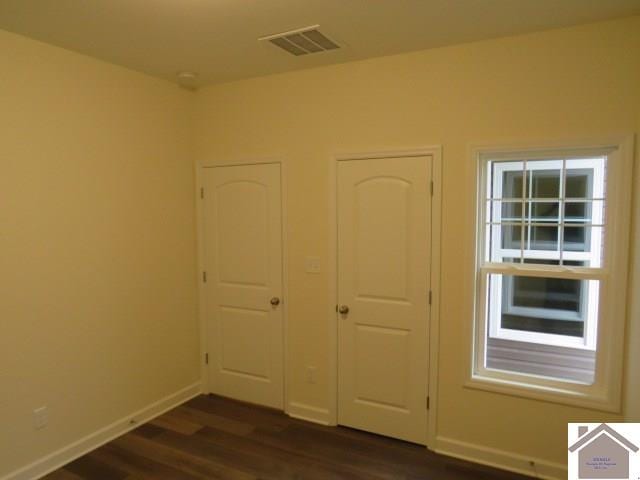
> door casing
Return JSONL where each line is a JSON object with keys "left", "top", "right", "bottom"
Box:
{"left": 327, "top": 147, "right": 442, "bottom": 448}
{"left": 196, "top": 158, "right": 290, "bottom": 413}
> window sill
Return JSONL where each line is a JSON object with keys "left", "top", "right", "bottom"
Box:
{"left": 465, "top": 373, "right": 619, "bottom": 413}
{"left": 491, "top": 329, "right": 592, "bottom": 349}
{"left": 486, "top": 337, "right": 595, "bottom": 383}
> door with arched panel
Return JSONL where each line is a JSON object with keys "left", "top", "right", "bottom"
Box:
{"left": 203, "top": 163, "right": 283, "bottom": 409}
{"left": 337, "top": 155, "right": 431, "bottom": 444}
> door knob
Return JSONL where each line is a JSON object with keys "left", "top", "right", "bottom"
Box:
{"left": 338, "top": 305, "right": 349, "bottom": 314}
{"left": 270, "top": 297, "right": 280, "bottom": 306}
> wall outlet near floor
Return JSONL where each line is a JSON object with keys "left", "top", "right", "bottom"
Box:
{"left": 33, "top": 406, "right": 48, "bottom": 430}
{"left": 306, "top": 366, "right": 317, "bottom": 384}
{"left": 304, "top": 256, "right": 321, "bottom": 274}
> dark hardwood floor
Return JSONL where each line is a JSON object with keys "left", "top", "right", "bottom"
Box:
{"left": 43, "top": 394, "right": 530, "bottom": 480}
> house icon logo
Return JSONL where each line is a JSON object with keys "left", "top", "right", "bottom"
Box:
{"left": 568, "top": 423, "right": 640, "bottom": 479}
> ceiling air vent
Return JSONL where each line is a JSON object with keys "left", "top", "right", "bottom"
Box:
{"left": 259, "top": 25, "right": 339, "bottom": 56}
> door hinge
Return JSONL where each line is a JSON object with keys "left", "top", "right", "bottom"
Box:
{"left": 202, "top": 271, "right": 207, "bottom": 283}
{"left": 200, "top": 187, "right": 204, "bottom": 199}
{"left": 205, "top": 353, "right": 209, "bottom": 364}
{"left": 428, "top": 290, "right": 432, "bottom": 305}
{"left": 426, "top": 396, "right": 430, "bottom": 410}
{"left": 430, "top": 181, "right": 434, "bottom": 196}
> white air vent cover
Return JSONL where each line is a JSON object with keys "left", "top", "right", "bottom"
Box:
{"left": 259, "top": 25, "right": 339, "bottom": 56}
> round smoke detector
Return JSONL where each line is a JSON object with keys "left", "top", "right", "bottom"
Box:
{"left": 177, "top": 71, "right": 199, "bottom": 89}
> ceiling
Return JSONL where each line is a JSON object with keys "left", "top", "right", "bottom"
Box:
{"left": 1, "top": 0, "right": 639, "bottom": 88}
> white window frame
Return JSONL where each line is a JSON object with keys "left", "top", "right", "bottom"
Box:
{"left": 502, "top": 275, "right": 586, "bottom": 323}
{"left": 487, "top": 158, "right": 604, "bottom": 350}
{"left": 468, "top": 138, "right": 634, "bottom": 412}
{"left": 491, "top": 277, "right": 592, "bottom": 349}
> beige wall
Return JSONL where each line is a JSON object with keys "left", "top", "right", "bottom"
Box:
{"left": 0, "top": 31, "right": 199, "bottom": 475}
{"left": 194, "top": 16, "right": 640, "bottom": 467}
{"left": 625, "top": 102, "right": 640, "bottom": 421}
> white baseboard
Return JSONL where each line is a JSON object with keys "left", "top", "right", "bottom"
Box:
{"left": 2, "top": 382, "right": 202, "bottom": 480}
{"left": 435, "top": 436, "right": 567, "bottom": 480}
{"left": 287, "top": 401, "right": 331, "bottom": 425}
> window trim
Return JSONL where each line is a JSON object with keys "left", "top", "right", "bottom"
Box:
{"left": 467, "top": 137, "right": 634, "bottom": 412}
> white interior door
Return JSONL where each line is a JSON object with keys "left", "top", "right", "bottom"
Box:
{"left": 337, "top": 155, "right": 431, "bottom": 444}
{"left": 203, "top": 163, "right": 284, "bottom": 409}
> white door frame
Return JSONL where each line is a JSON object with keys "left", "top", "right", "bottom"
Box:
{"left": 195, "top": 157, "right": 290, "bottom": 413}
{"left": 327, "top": 147, "right": 442, "bottom": 448}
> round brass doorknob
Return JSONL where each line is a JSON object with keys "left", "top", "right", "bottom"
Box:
{"left": 270, "top": 297, "right": 280, "bottom": 306}
{"left": 338, "top": 305, "right": 349, "bottom": 314}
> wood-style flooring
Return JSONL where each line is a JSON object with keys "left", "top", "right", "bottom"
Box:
{"left": 43, "top": 394, "right": 530, "bottom": 480}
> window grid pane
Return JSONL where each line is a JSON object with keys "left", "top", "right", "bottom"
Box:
{"left": 486, "top": 157, "right": 605, "bottom": 266}
{"left": 558, "top": 159, "right": 567, "bottom": 264}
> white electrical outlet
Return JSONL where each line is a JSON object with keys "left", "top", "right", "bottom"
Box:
{"left": 304, "top": 256, "right": 321, "bottom": 274}
{"left": 306, "top": 366, "right": 317, "bottom": 384}
{"left": 33, "top": 406, "right": 48, "bottom": 430}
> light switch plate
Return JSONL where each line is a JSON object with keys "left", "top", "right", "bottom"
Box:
{"left": 33, "top": 406, "right": 48, "bottom": 430}
{"left": 304, "top": 256, "right": 321, "bottom": 274}
{"left": 306, "top": 366, "right": 317, "bottom": 384}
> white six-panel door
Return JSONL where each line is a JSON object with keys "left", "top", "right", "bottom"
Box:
{"left": 337, "top": 155, "right": 431, "bottom": 444}
{"left": 202, "top": 163, "right": 284, "bottom": 409}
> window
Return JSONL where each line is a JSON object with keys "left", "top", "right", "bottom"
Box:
{"left": 487, "top": 158, "right": 604, "bottom": 354}
{"left": 471, "top": 141, "right": 632, "bottom": 410}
